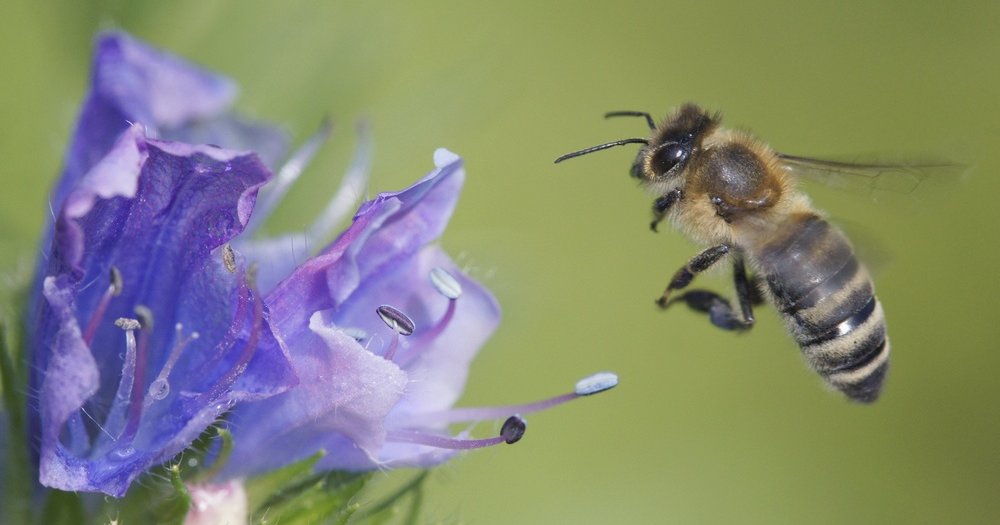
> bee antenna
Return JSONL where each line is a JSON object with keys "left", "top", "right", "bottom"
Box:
{"left": 554, "top": 138, "right": 649, "bottom": 164}
{"left": 604, "top": 111, "right": 656, "bottom": 130}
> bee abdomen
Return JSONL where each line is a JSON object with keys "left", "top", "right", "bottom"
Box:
{"left": 758, "top": 215, "right": 890, "bottom": 403}
{"left": 794, "top": 296, "right": 890, "bottom": 403}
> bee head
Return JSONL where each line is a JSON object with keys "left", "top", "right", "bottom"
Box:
{"left": 555, "top": 104, "right": 719, "bottom": 187}
{"left": 632, "top": 104, "right": 719, "bottom": 183}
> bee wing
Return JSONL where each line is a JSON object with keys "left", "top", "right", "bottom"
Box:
{"left": 776, "top": 153, "right": 967, "bottom": 196}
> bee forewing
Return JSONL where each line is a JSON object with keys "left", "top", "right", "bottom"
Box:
{"left": 776, "top": 153, "right": 967, "bottom": 197}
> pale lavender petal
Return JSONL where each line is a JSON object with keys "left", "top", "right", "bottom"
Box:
{"left": 222, "top": 150, "right": 501, "bottom": 474}
{"left": 221, "top": 311, "right": 407, "bottom": 475}
{"left": 325, "top": 148, "right": 464, "bottom": 305}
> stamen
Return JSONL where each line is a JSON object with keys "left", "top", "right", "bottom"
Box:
{"left": 413, "top": 372, "right": 619, "bottom": 425}
{"left": 108, "top": 317, "right": 139, "bottom": 444}
{"left": 377, "top": 305, "right": 413, "bottom": 361}
{"left": 83, "top": 266, "right": 124, "bottom": 344}
{"left": 193, "top": 284, "right": 264, "bottom": 405}
{"left": 114, "top": 317, "right": 140, "bottom": 331}
{"left": 398, "top": 268, "right": 460, "bottom": 367}
{"left": 305, "top": 120, "right": 372, "bottom": 246}
{"left": 109, "top": 266, "right": 124, "bottom": 296}
{"left": 377, "top": 305, "right": 415, "bottom": 336}
{"left": 429, "top": 267, "right": 462, "bottom": 300}
{"left": 222, "top": 244, "right": 237, "bottom": 274}
{"left": 145, "top": 323, "right": 200, "bottom": 405}
{"left": 134, "top": 305, "right": 155, "bottom": 330}
{"left": 501, "top": 415, "right": 527, "bottom": 444}
{"left": 121, "top": 306, "right": 154, "bottom": 443}
{"left": 244, "top": 118, "right": 334, "bottom": 237}
{"left": 386, "top": 415, "right": 528, "bottom": 450}
{"left": 574, "top": 371, "right": 619, "bottom": 396}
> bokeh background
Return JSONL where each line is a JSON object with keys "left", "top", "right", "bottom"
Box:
{"left": 3, "top": 1, "right": 999, "bottom": 523}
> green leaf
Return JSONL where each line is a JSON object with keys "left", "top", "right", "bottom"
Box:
{"left": 251, "top": 469, "right": 370, "bottom": 525}
{"left": 353, "top": 471, "right": 429, "bottom": 525}
{"left": 245, "top": 449, "right": 326, "bottom": 509}
{"left": 108, "top": 463, "right": 192, "bottom": 525}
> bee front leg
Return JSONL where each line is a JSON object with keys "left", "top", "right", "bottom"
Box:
{"left": 650, "top": 188, "right": 683, "bottom": 232}
{"left": 668, "top": 257, "right": 761, "bottom": 331}
{"left": 656, "top": 244, "right": 730, "bottom": 307}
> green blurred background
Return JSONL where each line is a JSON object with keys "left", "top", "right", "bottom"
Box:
{"left": 3, "top": 1, "right": 999, "bottom": 523}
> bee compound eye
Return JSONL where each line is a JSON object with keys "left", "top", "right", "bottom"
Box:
{"left": 651, "top": 142, "right": 689, "bottom": 176}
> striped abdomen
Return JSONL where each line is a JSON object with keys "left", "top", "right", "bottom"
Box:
{"left": 755, "top": 215, "right": 889, "bottom": 402}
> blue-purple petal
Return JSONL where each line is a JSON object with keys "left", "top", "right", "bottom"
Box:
{"left": 32, "top": 126, "right": 296, "bottom": 496}
{"left": 52, "top": 32, "right": 288, "bottom": 220}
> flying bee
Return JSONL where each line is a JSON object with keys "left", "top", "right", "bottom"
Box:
{"left": 556, "top": 103, "right": 903, "bottom": 403}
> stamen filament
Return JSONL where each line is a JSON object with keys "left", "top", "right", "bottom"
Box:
{"left": 82, "top": 267, "right": 123, "bottom": 345}
{"left": 383, "top": 334, "right": 400, "bottom": 361}
{"left": 195, "top": 286, "right": 264, "bottom": 404}
{"left": 398, "top": 267, "right": 460, "bottom": 367}
{"left": 244, "top": 119, "right": 334, "bottom": 237}
{"left": 425, "top": 393, "right": 577, "bottom": 425}
{"left": 144, "top": 323, "right": 199, "bottom": 406}
{"left": 121, "top": 307, "right": 154, "bottom": 443}
{"left": 387, "top": 430, "right": 507, "bottom": 450}
{"left": 109, "top": 318, "right": 139, "bottom": 442}
{"left": 411, "top": 372, "right": 618, "bottom": 425}
{"left": 305, "top": 121, "right": 372, "bottom": 245}
{"left": 387, "top": 416, "right": 526, "bottom": 450}
{"left": 400, "top": 300, "right": 455, "bottom": 367}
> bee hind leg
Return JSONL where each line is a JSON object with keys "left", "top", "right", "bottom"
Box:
{"left": 665, "top": 257, "right": 759, "bottom": 332}
{"left": 656, "top": 244, "right": 731, "bottom": 307}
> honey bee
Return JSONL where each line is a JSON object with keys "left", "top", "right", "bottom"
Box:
{"left": 556, "top": 104, "right": 898, "bottom": 403}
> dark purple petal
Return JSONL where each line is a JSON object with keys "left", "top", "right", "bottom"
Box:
{"left": 51, "top": 32, "right": 287, "bottom": 222}
{"left": 31, "top": 126, "right": 296, "bottom": 496}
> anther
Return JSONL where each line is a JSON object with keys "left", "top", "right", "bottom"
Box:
{"left": 222, "top": 244, "right": 237, "bottom": 273}
{"left": 145, "top": 323, "right": 200, "bottom": 405}
{"left": 115, "top": 317, "right": 141, "bottom": 331}
{"left": 134, "top": 305, "right": 154, "bottom": 330}
{"left": 377, "top": 304, "right": 413, "bottom": 361}
{"left": 575, "top": 371, "right": 619, "bottom": 396}
{"left": 500, "top": 415, "right": 527, "bottom": 444}
{"left": 377, "top": 305, "right": 415, "bottom": 336}
{"left": 429, "top": 267, "right": 463, "bottom": 300}
{"left": 397, "top": 268, "right": 462, "bottom": 366}
{"left": 109, "top": 266, "right": 124, "bottom": 296}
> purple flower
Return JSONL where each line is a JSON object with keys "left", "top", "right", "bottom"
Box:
{"left": 32, "top": 123, "right": 297, "bottom": 496}
{"left": 216, "top": 146, "right": 618, "bottom": 478}
{"left": 29, "top": 32, "right": 617, "bottom": 499}
{"left": 29, "top": 32, "right": 296, "bottom": 497}
{"left": 221, "top": 150, "right": 501, "bottom": 474}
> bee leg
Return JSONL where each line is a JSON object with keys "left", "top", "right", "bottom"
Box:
{"left": 673, "top": 290, "right": 750, "bottom": 331}
{"left": 650, "top": 188, "right": 683, "bottom": 232}
{"left": 671, "top": 259, "right": 756, "bottom": 331}
{"left": 729, "top": 256, "right": 757, "bottom": 329}
{"left": 656, "top": 244, "right": 730, "bottom": 307}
